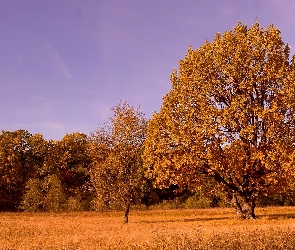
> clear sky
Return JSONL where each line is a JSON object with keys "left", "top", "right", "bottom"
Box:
{"left": 1, "top": 0, "right": 294, "bottom": 140}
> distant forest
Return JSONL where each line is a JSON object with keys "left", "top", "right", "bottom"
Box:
{"left": 0, "top": 127, "right": 196, "bottom": 213}
{"left": 1, "top": 122, "right": 294, "bottom": 213}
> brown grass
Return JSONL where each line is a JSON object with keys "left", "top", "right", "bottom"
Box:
{"left": 1, "top": 207, "right": 295, "bottom": 249}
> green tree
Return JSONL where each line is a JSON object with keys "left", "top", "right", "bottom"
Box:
{"left": 21, "top": 174, "right": 67, "bottom": 212}
{"left": 20, "top": 178, "right": 43, "bottom": 212}
{"left": 89, "top": 101, "right": 148, "bottom": 223}
{"left": 42, "top": 174, "right": 67, "bottom": 212}
{"left": 144, "top": 21, "right": 295, "bottom": 219}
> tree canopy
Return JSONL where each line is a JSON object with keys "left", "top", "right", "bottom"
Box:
{"left": 89, "top": 101, "right": 148, "bottom": 223}
{"left": 0, "top": 130, "right": 47, "bottom": 210}
{"left": 144, "top": 21, "right": 295, "bottom": 219}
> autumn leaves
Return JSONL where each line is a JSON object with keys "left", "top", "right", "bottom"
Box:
{"left": 144, "top": 21, "right": 295, "bottom": 219}
{"left": 1, "top": 21, "right": 295, "bottom": 220}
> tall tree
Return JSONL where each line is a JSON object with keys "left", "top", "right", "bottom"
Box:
{"left": 58, "top": 133, "right": 93, "bottom": 203}
{"left": 89, "top": 101, "right": 148, "bottom": 223}
{"left": 144, "top": 21, "right": 295, "bottom": 219}
{"left": 0, "top": 130, "right": 47, "bottom": 210}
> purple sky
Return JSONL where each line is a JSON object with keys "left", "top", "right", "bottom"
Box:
{"left": 1, "top": 0, "right": 295, "bottom": 140}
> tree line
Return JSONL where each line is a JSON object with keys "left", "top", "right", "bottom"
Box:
{"left": 1, "top": 21, "right": 295, "bottom": 221}
{"left": 0, "top": 130, "right": 93, "bottom": 212}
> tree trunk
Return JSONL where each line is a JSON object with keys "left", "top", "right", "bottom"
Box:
{"left": 230, "top": 192, "right": 256, "bottom": 219}
{"left": 124, "top": 202, "right": 130, "bottom": 223}
{"left": 231, "top": 192, "right": 244, "bottom": 219}
{"left": 242, "top": 196, "right": 256, "bottom": 219}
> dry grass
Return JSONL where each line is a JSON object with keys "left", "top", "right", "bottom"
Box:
{"left": 1, "top": 207, "right": 295, "bottom": 249}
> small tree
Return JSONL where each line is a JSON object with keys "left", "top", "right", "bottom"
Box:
{"left": 89, "top": 101, "right": 148, "bottom": 223}
{"left": 42, "top": 174, "right": 67, "bottom": 212}
{"left": 21, "top": 175, "right": 67, "bottom": 212}
{"left": 20, "top": 178, "right": 43, "bottom": 212}
{"left": 144, "top": 21, "right": 295, "bottom": 219}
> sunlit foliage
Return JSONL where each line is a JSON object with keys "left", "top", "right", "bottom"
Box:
{"left": 20, "top": 174, "right": 67, "bottom": 212}
{"left": 144, "top": 21, "right": 295, "bottom": 219}
{"left": 89, "top": 101, "right": 148, "bottom": 222}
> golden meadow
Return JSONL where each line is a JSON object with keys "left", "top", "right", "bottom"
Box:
{"left": 1, "top": 206, "right": 295, "bottom": 249}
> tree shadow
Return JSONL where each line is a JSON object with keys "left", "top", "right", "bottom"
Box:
{"left": 134, "top": 213, "right": 295, "bottom": 224}
{"left": 259, "top": 213, "right": 295, "bottom": 220}
{"left": 133, "top": 216, "right": 234, "bottom": 224}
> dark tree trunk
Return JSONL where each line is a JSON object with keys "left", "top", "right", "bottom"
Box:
{"left": 242, "top": 196, "right": 256, "bottom": 219}
{"left": 231, "top": 192, "right": 244, "bottom": 219}
{"left": 124, "top": 202, "right": 130, "bottom": 223}
{"left": 213, "top": 173, "right": 257, "bottom": 219}
{"left": 230, "top": 192, "right": 256, "bottom": 219}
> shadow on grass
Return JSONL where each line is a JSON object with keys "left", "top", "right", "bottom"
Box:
{"left": 133, "top": 211, "right": 295, "bottom": 223}
{"left": 260, "top": 213, "right": 295, "bottom": 219}
{"left": 133, "top": 216, "right": 234, "bottom": 224}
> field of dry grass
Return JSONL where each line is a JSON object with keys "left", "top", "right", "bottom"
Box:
{"left": 1, "top": 206, "right": 295, "bottom": 249}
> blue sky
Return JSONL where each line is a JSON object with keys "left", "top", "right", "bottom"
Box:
{"left": 1, "top": 0, "right": 295, "bottom": 140}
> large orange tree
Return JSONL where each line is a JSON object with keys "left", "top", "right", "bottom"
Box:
{"left": 144, "top": 21, "right": 295, "bottom": 219}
